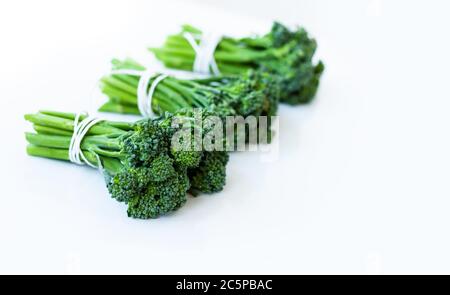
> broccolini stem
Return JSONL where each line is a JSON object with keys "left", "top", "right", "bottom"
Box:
{"left": 33, "top": 125, "right": 73, "bottom": 136}
{"left": 24, "top": 113, "right": 125, "bottom": 136}
{"left": 149, "top": 44, "right": 266, "bottom": 63}
{"left": 149, "top": 47, "right": 250, "bottom": 74}
{"left": 97, "top": 101, "right": 141, "bottom": 115}
{"left": 100, "top": 81, "right": 139, "bottom": 105}
{"left": 26, "top": 145, "right": 122, "bottom": 174}
{"left": 38, "top": 110, "right": 135, "bottom": 131}
{"left": 25, "top": 133, "right": 122, "bottom": 151}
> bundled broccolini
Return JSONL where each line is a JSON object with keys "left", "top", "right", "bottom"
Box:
{"left": 25, "top": 110, "right": 229, "bottom": 219}
{"left": 149, "top": 22, "right": 324, "bottom": 104}
{"left": 99, "top": 58, "right": 279, "bottom": 118}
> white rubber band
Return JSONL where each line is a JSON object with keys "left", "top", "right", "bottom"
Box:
{"left": 146, "top": 74, "right": 169, "bottom": 117}
{"left": 183, "top": 32, "right": 221, "bottom": 75}
{"left": 110, "top": 69, "right": 169, "bottom": 117}
{"left": 69, "top": 113, "right": 103, "bottom": 169}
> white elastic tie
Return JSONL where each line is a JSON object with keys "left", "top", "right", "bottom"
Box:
{"left": 69, "top": 113, "right": 104, "bottom": 169}
{"left": 183, "top": 32, "right": 221, "bottom": 75}
{"left": 110, "top": 69, "right": 168, "bottom": 117}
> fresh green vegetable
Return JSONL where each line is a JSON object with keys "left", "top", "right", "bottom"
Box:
{"left": 149, "top": 22, "right": 324, "bottom": 104}
{"left": 25, "top": 109, "right": 229, "bottom": 219}
{"left": 99, "top": 58, "right": 279, "bottom": 119}
{"left": 188, "top": 151, "right": 229, "bottom": 196}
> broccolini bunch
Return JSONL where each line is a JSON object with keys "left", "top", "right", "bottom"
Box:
{"left": 25, "top": 110, "right": 229, "bottom": 219}
{"left": 99, "top": 58, "right": 279, "bottom": 118}
{"left": 149, "top": 22, "right": 324, "bottom": 104}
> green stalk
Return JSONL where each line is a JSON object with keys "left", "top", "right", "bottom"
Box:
{"left": 100, "top": 82, "right": 138, "bottom": 104}
{"left": 24, "top": 113, "right": 124, "bottom": 135}
{"left": 102, "top": 75, "right": 138, "bottom": 95}
{"left": 25, "top": 133, "right": 121, "bottom": 151}
{"left": 33, "top": 125, "right": 73, "bottom": 136}
{"left": 98, "top": 101, "right": 140, "bottom": 115}
{"left": 26, "top": 145, "right": 122, "bottom": 174}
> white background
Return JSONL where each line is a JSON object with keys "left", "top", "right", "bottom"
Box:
{"left": 1, "top": 0, "right": 450, "bottom": 274}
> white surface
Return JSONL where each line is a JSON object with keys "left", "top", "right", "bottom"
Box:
{"left": 1, "top": 0, "right": 450, "bottom": 274}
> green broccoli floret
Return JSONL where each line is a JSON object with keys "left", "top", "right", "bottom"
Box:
{"left": 103, "top": 118, "right": 187, "bottom": 217}
{"left": 165, "top": 108, "right": 230, "bottom": 195}
{"left": 107, "top": 166, "right": 151, "bottom": 203}
{"left": 121, "top": 119, "right": 171, "bottom": 166}
{"left": 171, "top": 149, "right": 203, "bottom": 168}
{"left": 258, "top": 22, "right": 325, "bottom": 104}
{"left": 148, "top": 154, "right": 176, "bottom": 182}
{"left": 126, "top": 167, "right": 189, "bottom": 219}
{"left": 189, "top": 151, "right": 229, "bottom": 195}
{"left": 206, "top": 70, "right": 280, "bottom": 118}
